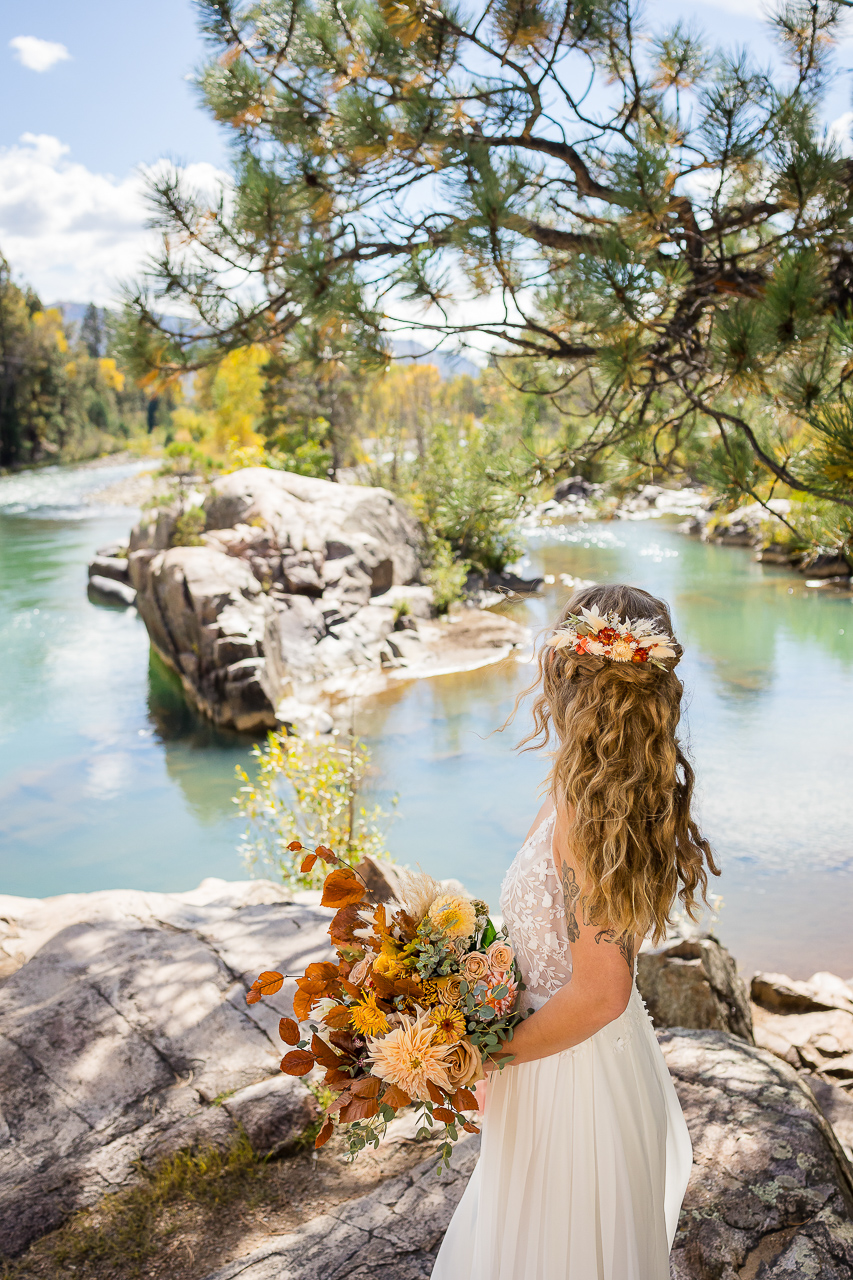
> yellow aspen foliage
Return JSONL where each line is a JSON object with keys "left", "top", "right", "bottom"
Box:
{"left": 98, "top": 357, "right": 126, "bottom": 392}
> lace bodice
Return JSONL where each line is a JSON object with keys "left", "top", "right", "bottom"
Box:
{"left": 499, "top": 808, "right": 573, "bottom": 1011}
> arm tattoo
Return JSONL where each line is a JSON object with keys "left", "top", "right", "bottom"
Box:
{"left": 594, "top": 927, "right": 636, "bottom": 976}
{"left": 559, "top": 862, "right": 581, "bottom": 942}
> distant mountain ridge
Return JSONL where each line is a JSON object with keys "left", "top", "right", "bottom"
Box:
{"left": 49, "top": 304, "right": 481, "bottom": 380}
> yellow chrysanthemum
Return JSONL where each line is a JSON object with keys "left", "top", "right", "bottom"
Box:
{"left": 419, "top": 979, "right": 444, "bottom": 1006}
{"left": 428, "top": 894, "right": 477, "bottom": 940}
{"left": 428, "top": 1005, "right": 466, "bottom": 1044}
{"left": 350, "top": 991, "right": 390, "bottom": 1037}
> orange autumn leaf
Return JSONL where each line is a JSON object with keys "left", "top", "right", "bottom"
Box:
{"left": 426, "top": 1080, "right": 446, "bottom": 1105}
{"left": 311, "top": 1034, "right": 346, "bottom": 1068}
{"left": 280, "top": 1049, "right": 315, "bottom": 1076}
{"left": 339, "top": 1095, "right": 380, "bottom": 1122}
{"left": 279, "top": 1017, "right": 300, "bottom": 1045}
{"left": 462, "top": 1121, "right": 481, "bottom": 1134}
{"left": 287, "top": 840, "right": 303, "bottom": 851}
{"left": 246, "top": 971, "right": 284, "bottom": 1004}
{"left": 451, "top": 1087, "right": 478, "bottom": 1112}
{"left": 320, "top": 867, "right": 366, "bottom": 909}
{"left": 382, "top": 1083, "right": 412, "bottom": 1108}
{"left": 432, "top": 1107, "right": 457, "bottom": 1124}
{"left": 322, "top": 1005, "right": 353, "bottom": 1029}
{"left": 349, "top": 1075, "right": 381, "bottom": 1098}
{"left": 301, "top": 852, "right": 318, "bottom": 873}
{"left": 329, "top": 903, "right": 361, "bottom": 946}
{"left": 315, "top": 1117, "right": 334, "bottom": 1149}
{"left": 293, "top": 987, "right": 316, "bottom": 1021}
{"left": 315, "top": 845, "right": 338, "bottom": 863}
{"left": 325, "top": 1067, "right": 353, "bottom": 1087}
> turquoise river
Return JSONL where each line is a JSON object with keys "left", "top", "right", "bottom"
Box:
{"left": 1, "top": 460, "right": 851, "bottom": 979}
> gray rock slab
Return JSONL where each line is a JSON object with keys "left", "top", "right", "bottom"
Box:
{"left": 199, "top": 1133, "right": 479, "bottom": 1280}
{"left": 198, "top": 1030, "right": 853, "bottom": 1280}
{"left": 0, "top": 881, "right": 328, "bottom": 1257}
{"left": 662, "top": 1028, "right": 853, "bottom": 1279}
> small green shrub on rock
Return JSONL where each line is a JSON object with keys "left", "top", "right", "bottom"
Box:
{"left": 234, "top": 731, "right": 393, "bottom": 888}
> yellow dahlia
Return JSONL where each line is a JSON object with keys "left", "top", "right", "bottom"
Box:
{"left": 428, "top": 894, "right": 477, "bottom": 940}
{"left": 419, "top": 979, "right": 444, "bottom": 1006}
{"left": 350, "top": 991, "right": 390, "bottom": 1037}
{"left": 367, "top": 1012, "right": 453, "bottom": 1101}
{"left": 428, "top": 1005, "right": 466, "bottom": 1045}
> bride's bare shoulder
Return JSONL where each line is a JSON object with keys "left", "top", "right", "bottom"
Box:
{"left": 522, "top": 794, "right": 556, "bottom": 845}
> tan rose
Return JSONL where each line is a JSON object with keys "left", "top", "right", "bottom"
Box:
{"left": 437, "top": 975, "right": 465, "bottom": 1005}
{"left": 443, "top": 1038, "right": 485, "bottom": 1091}
{"left": 349, "top": 956, "right": 372, "bottom": 987}
{"left": 486, "top": 942, "right": 514, "bottom": 973}
{"left": 461, "top": 952, "right": 490, "bottom": 983}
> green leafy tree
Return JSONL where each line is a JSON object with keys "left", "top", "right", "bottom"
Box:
{"left": 123, "top": 0, "right": 853, "bottom": 546}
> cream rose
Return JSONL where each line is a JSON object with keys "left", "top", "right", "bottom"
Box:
{"left": 443, "top": 1038, "right": 485, "bottom": 1090}
{"left": 348, "top": 956, "right": 372, "bottom": 986}
{"left": 486, "top": 941, "right": 514, "bottom": 973}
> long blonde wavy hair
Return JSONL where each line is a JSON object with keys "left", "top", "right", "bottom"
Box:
{"left": 517, "top": 582, "right": 718, "bottom": 944}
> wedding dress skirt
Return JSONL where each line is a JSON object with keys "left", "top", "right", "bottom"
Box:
{"left": 431, "top": 810, "right": 692, "bottom": 1280}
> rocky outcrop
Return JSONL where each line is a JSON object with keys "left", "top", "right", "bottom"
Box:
{"left": 121, "top": 468, "right": 527, "bottom": 731}
{"left": 195, "top": 1029, "right": 853, "bottom": 1280}
{"left": 752, "top": 969, "right": 853, "bottom": 1089}
{"left": 664, "top": 1029, "right": 853, "bottom": 1279}
{"left": 636, "top": 934, "right": 754, "bottom": 1043}
{"left": 0, "top": 880, "right": 329, "bottom": 1257}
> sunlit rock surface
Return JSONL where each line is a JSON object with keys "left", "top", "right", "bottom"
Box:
{"left": 0, "top": 879, "right": 327, "bottom": 1257}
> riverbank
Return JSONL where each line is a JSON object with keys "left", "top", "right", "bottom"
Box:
{"left": 1, "top": 879, "right": 852, "bottom": 1279}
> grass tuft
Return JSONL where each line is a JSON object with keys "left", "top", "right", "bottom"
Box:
{"left": 0, "top": 1129, "right": 266, "bottom": 1279}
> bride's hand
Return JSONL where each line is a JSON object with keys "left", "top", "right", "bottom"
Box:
{"left": 474, "top": 1076, "right": 488, "bottom": 1114}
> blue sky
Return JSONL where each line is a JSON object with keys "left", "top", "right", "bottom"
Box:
{"left": 0, "top": 0, "right": 851, "bottom": 305}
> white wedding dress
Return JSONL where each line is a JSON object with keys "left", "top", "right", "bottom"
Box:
{"left": 432, "top": 807, "right": 692, "bottom": 1280}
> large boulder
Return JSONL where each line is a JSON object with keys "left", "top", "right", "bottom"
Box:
{"left": 637, "top": 934, "right": 754, "bottom": 1043}
{"left": 0, "top": 880, "right": 330, "bottom": 1257}
{"left": 127, "top": 468, "right": 529, "bottom": 728}
{"left": 663, "top": 1029, "right": 853, "bottom": 1279}
{"left": 132, "top": 544, "right": 274, "bottom": 731}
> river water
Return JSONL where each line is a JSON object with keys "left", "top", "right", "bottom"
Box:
{"left": 1, "top": 461, "right": 851, "bottom": 979}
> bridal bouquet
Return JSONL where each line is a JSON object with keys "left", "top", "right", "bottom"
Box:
{"left": 247, "top": 842, "right": 527, "bottom": 1172}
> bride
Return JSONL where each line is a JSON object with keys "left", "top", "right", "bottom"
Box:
{"left": 432, "top": 582, "right": 718, "bottom": 1280}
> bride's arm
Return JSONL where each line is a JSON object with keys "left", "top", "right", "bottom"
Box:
{"left": 487, "top": 810, "right": 636, "bottom": 1069}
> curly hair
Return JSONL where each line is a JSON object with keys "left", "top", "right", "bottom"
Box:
{"left": 517, "top": 582, "right": 719, "bottom": 944}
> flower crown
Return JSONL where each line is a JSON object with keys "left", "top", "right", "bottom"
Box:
{"left": 545, "top": 605, "right": 677, "bottom": 670}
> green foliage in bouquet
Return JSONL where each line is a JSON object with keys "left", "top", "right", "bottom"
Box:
{"left": 234, "top": 731, "right": 393, "bottom": 888}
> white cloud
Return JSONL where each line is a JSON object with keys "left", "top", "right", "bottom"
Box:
{"left": 828, "top": 111, "right": 853, "bottom": 157}
{"left": 0, "top": 133, "right": 227, "bottom": 305}
{"left": 9, "top": 35, "right": 71, "bottom": 73}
